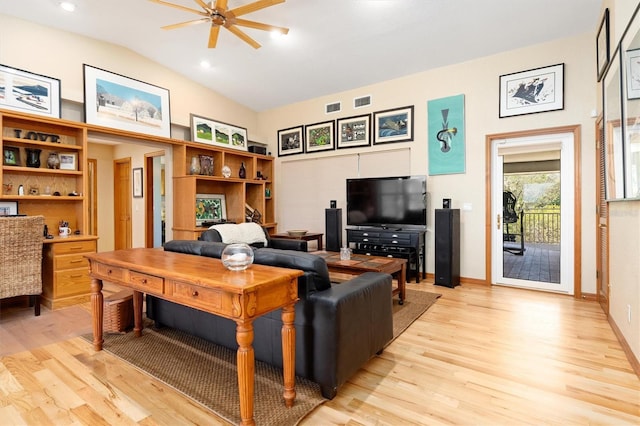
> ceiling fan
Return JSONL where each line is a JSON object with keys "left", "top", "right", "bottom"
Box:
{"left": 149, "top": 0, "right": 289, "bottom": 49}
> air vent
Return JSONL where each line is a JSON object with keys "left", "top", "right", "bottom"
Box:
{"left": 325, "top": 101, "right": 341, "bottom": 114}
{"left": 354, "top": 95, "right": 372, "bottom": 109}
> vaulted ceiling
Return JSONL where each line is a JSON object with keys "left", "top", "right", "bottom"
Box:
{"left": 0, "top": 0, "right": 602, "bottom": 111}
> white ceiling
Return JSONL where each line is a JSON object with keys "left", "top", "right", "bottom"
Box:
{"left": 0, "top": 0, "right": 603, "bottom": 112}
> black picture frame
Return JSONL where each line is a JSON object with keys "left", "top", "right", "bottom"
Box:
{"left": 597, "top": 8, "right": 610, "bottom": 82}
{"left": 305, "top": 120, "right": 335, "bottom": 153}
{"left": 373, "top": 105, "right": 414, "bottom": 145}
{"left": 0, "top": 64, "right": 61, "bottom": 118}
{"left": 133, "top": 167, "right": 143, "bottom": 198}
{"left": 277, "top": 126, "right": 304, "bottom": 156}
{"left": 3, "top": 146, "right": 21, "bottom": 166}
{"left": 499, "top": 63, "right": 564, "bottom": 118}
{"left": 83, "top": 64, "right": 171, "bottom": 138}
{"left": 336, "top": 114, "right": 371, "bottom": 149}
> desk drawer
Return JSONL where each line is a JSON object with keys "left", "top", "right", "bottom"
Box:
{"left": 169, "top": 280, "right": 223, "bottom": 311}
{"left": 130, "top": 271, "right": 164, "bottom": 293}
{"left": 55, "top": 254, "right": 89, "bottom": 270}
{"left": 54, "top": 240, "right": 96, "bottom": 255}
{"left": 54, "top": 269, "right": 91, "bottom": 297}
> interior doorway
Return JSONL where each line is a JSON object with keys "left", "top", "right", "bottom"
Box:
{"left": 114, "top": 158, "right": 132, "bottom": 250}
{"left": 145, "top": 152, "right": 166, "bottom": 248}
{"left": 485, "top": 126, "right": 582, "bottom": 296}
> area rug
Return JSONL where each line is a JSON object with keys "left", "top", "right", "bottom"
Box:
{"left": 392, "top": 289, "right": 441, "bottom": 338}
{"left": 82, "top": 289, "right": 439, "bottom": 425}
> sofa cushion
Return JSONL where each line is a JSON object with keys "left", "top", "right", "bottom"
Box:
{"left": 253, "top": 248, "right": 331, "bottom": 292}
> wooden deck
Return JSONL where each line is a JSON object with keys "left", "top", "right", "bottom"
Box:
{"left": 503, "top": 242, "right": 561, "bottom": 283}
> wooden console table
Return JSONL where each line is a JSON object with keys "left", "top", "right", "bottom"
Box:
{"left": 86, "top": 248, "right": 302, "bottom": 426}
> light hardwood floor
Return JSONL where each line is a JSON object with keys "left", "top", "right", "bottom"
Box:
{"left": 1, "top": 281, "right": 639, "bottom": 425}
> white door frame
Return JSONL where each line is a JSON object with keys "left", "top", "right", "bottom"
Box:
{"left": 491, "top": 134, "right": 573, "bottom": 293}
{"left": 485, "top": 125, "right": 582, "bottom": 298}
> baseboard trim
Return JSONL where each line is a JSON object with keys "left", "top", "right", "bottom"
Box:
{"left": 608, "top": 315, "right": 640, "bottom": 379}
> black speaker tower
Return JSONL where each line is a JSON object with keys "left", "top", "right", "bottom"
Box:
{"left": 325, "top": 208, "right": 342, "bottom": 252}
{"left": 434, "top": 208, "right": 460, "bottom": 287}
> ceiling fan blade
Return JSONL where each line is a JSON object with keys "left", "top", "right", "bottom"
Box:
{"left": 216, "top": 0, "right": 229, "bottom": 11}
{"left": 233, "top": 18, "right": 289, "bottom": 35}
{"left": 162, "top": 18, "right": 210, "bottom": 30}
{"left": 193, "top": 0, "right": 211, "bottom": 11}
{"left": 208, "top": 24, "right": 221, "bottom": 48}
{"left": 226, "top": 25, "right": 261, "bottom": 49}
{"left": 148, "top": 0, "right": 208, "bottom": 17}
{"left": 229, "top": 0, "right": 285, "bottom": 18}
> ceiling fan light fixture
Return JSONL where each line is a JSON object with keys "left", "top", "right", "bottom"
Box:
{"left": 59, "top": 1, "right": 76, "bottom": 12}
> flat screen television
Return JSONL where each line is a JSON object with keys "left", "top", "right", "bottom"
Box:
{"left": 346, "top": 175, "right": 427, "bottom": 229}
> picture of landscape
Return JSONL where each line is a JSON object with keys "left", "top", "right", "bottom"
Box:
{"left": 0, "top": 64, "right": 60, "bottom": 118}
{"left": 83, "top": 65, "right": 171, "bottom": 137}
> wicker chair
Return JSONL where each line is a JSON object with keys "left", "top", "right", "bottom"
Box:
{"left": 0, "top": 215, "right": 45, "bottom": 316}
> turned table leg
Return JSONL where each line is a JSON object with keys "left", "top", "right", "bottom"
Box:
{"left": 236, "top": 321, "right": 255, "bottom": 426}
{"left": 281, "top": 303, "right": 296, "bottom": 407}
{"left": 90, "top": 278, "right": 104, "bottom": 351}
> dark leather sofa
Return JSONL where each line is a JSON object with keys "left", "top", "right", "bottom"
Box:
{"left": 146, "top": 237, "right": 394, "bottom": 399}
{"left": 199, "top": 225, "right": 308, "bottom": 251}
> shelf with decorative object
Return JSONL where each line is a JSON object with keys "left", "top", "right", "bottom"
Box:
{"left": 172, "top": 143, "right": 276, "bottom": 240}
{"left": 1, "top": 110, "right": 89, "bottom": 233}
{"left": 1, "top": 110, "right": 95, "bottom": 309}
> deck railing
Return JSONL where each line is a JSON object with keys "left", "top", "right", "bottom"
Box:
{"left": 523, "top": 211, "right": 561, "bottom": 244}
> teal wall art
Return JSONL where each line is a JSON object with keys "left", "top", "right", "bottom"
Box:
{"left": 427, "top": 94, "right": 465, "bottom": 175}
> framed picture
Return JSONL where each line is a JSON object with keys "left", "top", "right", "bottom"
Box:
{"left": 305, "top": 120, "right": 335, "bottom": 153}
{"left": 0, "top": 201, "right": 19, "bottom": 216}
{"left": 278, "top": 125, "right": 304, "bottom": 156}
{"left": 597, "top": 8, "right": 610, "bottom": 82}
{"left": 133, "top": 167, "right": 143, "bottom": 198}
{"left": 499, "top": 63, "right": 564, "bottom": 118}
{"left": 195, "top": 193, "right": 227, "bottom": 225}
{"left": 428, "top": 94, "right": 466, "bottom": 175}
{"left": 625, "top": 48, "right": 640, "bottom": 100}
{"left": 373, "top": 106, "right": 414, "bottom": 145}
{"left": 83, "top": 64, "right": 171, "bottom": 138}
{"left": 3, "top": 146, "right": 21, "bottom": 166}
{"left": 604, "top": 50, "right": 624, "bottom": 200}
{"left": 59, "top": 152, "right": 77, "bottom": 171}
{"left": 190, "top": 113, "right": 248, "bottom": 151}
{"left": 336, "top": 114, "right": 371, "bottom": 149}
{"left": 0, "top": 64, "right": 61, "bottom": 118}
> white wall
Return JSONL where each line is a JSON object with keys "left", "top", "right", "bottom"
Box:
{"left": 601, "top": 0, "right": 640, "bottom": 364}
{"left": 258, "top": 33, "right": 597, "bottom": 293}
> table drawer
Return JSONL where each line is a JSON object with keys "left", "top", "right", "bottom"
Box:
{"left": 54, "top": 240, "right": 96, "bottom": 255}
{"left": 169, "top": 279, "right": 223, "bottom": 311}
{"left": 94, "top": 263, "right": 127, "bottom": 282}
{"left": 130, "top": 271, "right": 164, "bottom": 293}
{"left": 55, "top": 254, "right": 89, "bottom": 270}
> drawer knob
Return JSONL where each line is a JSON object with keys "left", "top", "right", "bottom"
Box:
{"left": 192, "top": 290, "right": 199, "bottom": 297}
{"left": 363, "top": 238, "right": 369, "bottom": 242}
{"left": 141, "top": 279, "right": 147, "bottom": 284}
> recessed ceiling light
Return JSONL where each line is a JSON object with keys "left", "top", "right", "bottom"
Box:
{"left": 200, "top": 60, "right": 211, "bottom": 69}
{"left": 60, "top": 2, "right": 76, "bottom": 12}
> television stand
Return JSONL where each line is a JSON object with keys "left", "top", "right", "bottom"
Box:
{"left": 346, "top": 228, "right": 426, "bottom": 283}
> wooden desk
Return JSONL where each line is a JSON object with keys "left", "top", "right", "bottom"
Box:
{"left": 272, "top": 232, "right": 324, "bottom": 250}
{"left": 313, "top": 251, "right": 407, "bottom": 304}
{"left": 86, "top": 248, "right": 302, "bottom": 426}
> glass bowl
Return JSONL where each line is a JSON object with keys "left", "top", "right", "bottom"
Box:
{"left": 221, "top": 243, "right": 254, "bottom": 271}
